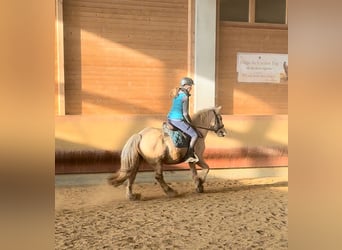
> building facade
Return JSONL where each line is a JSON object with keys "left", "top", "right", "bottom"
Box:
{"left": 55, "top": 0, "right": 288, "bottom": 173}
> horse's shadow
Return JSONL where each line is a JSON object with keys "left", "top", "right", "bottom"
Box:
{"left": 204, "top": 180, "right": 288, "bottom": 194}
{"left": 137, "top": 179, "right": 288, "bottom": 201}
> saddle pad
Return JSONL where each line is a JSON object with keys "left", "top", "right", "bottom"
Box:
{"left": 163, "top": 123, "right": 189, "bottom": 148}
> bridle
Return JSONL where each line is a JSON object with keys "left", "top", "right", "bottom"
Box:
{"left": 195, "top": 110, "right": 224, "bottom": 133}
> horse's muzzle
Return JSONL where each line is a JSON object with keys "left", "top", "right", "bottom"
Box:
{"left": 216, "top": 127, "right": 227, "bottom": 137}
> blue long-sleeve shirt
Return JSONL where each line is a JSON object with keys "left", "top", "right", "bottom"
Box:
{"left": 167, "top": 89, "right": 191, "bottom": 123}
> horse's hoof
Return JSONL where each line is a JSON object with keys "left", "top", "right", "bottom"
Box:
{"left": 128, "top": 193, "right": 141, "bottom": 201}
{"left": 166, "top": 189, "right": 178, "bottom": 198}
{"left": 196, "top": 184, "right": 204, "bottom": 193}
{"left": 195, "top": 178, "right": 204, "bottom": 193}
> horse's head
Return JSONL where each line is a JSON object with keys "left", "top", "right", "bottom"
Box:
{"left": 193, "top": 106, "right": 229, "bottom": 137}
{"left": 210, "top": 106, "right": 227, "bottom": 137}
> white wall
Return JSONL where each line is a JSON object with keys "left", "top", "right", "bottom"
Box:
{"left": 194, "top": 0, "right": 217, "bottom": 111}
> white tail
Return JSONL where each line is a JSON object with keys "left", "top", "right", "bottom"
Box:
{"left": 107, "top": 133, "right": 142, "bottom": 187}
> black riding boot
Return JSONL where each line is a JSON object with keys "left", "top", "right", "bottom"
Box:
{"left": 185, "top": 148, "right": 199, "bottom": 163}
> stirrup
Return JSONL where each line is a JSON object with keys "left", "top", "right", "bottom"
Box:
{"left": 185, "top": 153, "right": 199, "bottom": 163}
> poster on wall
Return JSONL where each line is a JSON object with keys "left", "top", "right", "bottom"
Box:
{"left": 237, "top": 52, "right": 288, "bottom": 83}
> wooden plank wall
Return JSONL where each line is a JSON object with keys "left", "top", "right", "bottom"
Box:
{"left": 217, "top": 23, "right": 288, "bottom": 115}
{"left": 61, "top": 0, "right": 189, "bottom": 115}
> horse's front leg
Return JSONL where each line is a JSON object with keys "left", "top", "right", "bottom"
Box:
{"left": 188, "top": 162, "right": 201, "bottom": 192}
{"left": 154, "top": 163, "right": 178, "bottom": 198}
{"left": 196, "top": 158, "right": 210, "bottom": 183}
{"left": 194, "top": 146, "right": 210, "bottom": 185}
{"left": 189, "top": 157, "right": 210, "bottom": 193}
{"left": 188, "top": 162, "right": 204, "bottom": 193}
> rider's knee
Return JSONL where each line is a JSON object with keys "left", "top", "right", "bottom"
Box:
{"left": 193, "top": 133, "right": 199, "bottom": 141}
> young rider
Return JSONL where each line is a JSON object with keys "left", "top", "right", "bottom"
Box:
{"left": 167, "top": 77, "right": 199, "bottom": 163}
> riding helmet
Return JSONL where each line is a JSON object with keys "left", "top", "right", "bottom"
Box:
{"left": 180, "top": 77, "right": 194, "bottom": 86}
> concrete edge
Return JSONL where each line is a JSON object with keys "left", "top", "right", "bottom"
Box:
{"left": 55, "top": 167, "right": 288, "bottom": 187}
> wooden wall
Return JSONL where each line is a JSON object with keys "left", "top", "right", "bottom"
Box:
{"left": 217, "top": 23, "right": 288, "bottom": 115}
{"left": 59, "top": 0, "right": 189, "bottom": 115}
{"left": 57, "top": 2, "right": 288, "bottom": 116}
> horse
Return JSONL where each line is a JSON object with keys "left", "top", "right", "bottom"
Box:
{"left": 107, "top": 106, "right": 227, "bottom": 200}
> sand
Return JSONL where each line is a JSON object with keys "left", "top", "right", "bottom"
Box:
{"left": 55, "top": 176, "right": 288, "bottom": 249}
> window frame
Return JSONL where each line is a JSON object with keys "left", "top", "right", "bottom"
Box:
{"left": 219, "top": 0, "right": 288, "bottom": 29}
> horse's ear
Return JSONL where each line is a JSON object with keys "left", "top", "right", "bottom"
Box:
{"left": 215, "top": 106, "right": 222, "bottom": 113}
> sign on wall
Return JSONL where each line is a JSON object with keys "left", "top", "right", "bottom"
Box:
{"left": 237, "top": 52, "right": 288, "bottom": 83}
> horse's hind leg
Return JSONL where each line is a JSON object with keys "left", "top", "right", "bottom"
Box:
{"left": 154, "top": 163, "right": 178, "bottom": 198}
{"left": 126, "top": 167, "right": 141, "bottom": 200}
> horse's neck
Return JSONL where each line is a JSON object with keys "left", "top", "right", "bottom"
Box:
{"left": 197, "top": 128, "right": 209, "bottom": 138}
{"left": 193, "top": 112, "right": 211, "bottom": 138}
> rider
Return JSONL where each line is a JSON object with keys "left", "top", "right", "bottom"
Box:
{"left": 167, "top": 77, "right": 199, "bottom": 163}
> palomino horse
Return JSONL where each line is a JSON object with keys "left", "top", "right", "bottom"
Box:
{"left": 108, "top": 106, "right": 227, "bottom": 200}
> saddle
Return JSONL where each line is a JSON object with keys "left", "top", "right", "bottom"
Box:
{"left": 162, "top": 121, "right": 190, "bottom": 148}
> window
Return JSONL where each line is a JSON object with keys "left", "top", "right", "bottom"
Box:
{"left": 255, "top": 0, "right": 286, "bottom": 24}
{"left": 220, "top": 0, "right": 287, "bottom": 25}
{"left": 220, "top": 0, "right": 249, "bottom": 22}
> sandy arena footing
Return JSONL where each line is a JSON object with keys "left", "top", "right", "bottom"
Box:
{"left": 55, "top": 168, "right": 288, "bottom": 249}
